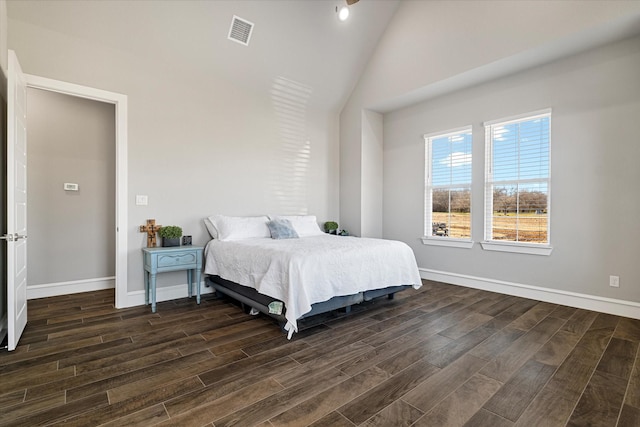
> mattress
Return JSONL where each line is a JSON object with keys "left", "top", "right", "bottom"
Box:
{"left": 204, "top": 234, "right": 422, "bottom": 337}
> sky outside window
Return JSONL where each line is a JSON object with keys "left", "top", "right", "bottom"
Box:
{"left": 431, "top": 131, "right": 472, "bottom": 187}
{"left": 492, "top": 117, "right": 550, "bottom": 183}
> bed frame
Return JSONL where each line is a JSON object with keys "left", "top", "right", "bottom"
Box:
{"left": 206, "top": 275, "right": 411, "bottom": 329}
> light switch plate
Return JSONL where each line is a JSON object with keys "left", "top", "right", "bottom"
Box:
{"left": 136, "top": 195, "right": 148, "bottom": 206}
{"left": 64, "top": 183, "right": 79, "bottom": 191}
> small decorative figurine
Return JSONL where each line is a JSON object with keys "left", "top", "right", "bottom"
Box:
{"left": 139, "top": 219, "right": 162, "bottom": 247}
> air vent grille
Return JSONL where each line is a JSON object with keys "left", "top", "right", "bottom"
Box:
{"left": 228, "top": 15, "right": 254, "bottom": 46}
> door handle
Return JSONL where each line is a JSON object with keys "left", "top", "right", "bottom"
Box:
{"left": 0, "top": 234, "right": 27, "bottom": 241}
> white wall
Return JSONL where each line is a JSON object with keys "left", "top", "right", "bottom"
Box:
{"left": 384, "top": 34, "right": 640, "bottom": 303}
{"left": 27, "top": 88, "right": 115, "bottom": 286}
{"left": 361, "top": 109, "right": 383, "bottom": 237}
{"left": 9, "top": 19, "right": 339, "bottom": 295}
{"left": 340, "top": 0, "right": 640, "bottom": 237}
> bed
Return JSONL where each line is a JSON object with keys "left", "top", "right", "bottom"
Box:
{"left": 203, "top": 214, "right": 422, "bottom": 338}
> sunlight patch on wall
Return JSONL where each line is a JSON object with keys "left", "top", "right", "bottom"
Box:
{"left": 269, "top": 76, "right": 313, "bottom": 214}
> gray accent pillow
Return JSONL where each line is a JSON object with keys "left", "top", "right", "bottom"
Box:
{"left": 267, "top": 219, "right": 299, "bottom": 239}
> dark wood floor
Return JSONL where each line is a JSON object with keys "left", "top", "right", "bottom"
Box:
{"left": 1, "top": 280, "right": 640, "bottom": 426}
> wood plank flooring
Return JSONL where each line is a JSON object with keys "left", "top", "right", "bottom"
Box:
{"left": 1, "top": 280, "right": 640, "bottom": 426}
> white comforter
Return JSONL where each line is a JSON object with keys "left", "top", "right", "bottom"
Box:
{"left": 204, "top": 234, "right": 422, "bottom": 337}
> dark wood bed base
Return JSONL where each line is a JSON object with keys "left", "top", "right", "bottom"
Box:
{"left": 206, "top": 275, "right": 411, "bottom": 329}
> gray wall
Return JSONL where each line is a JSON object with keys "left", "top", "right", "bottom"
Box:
{"left": 26, "top": 88, "right": 115, "bottom": 285}
{"left": 383, "top": 35, "right": 640, "bottom": 303}
{"left": 340, "top": 0, "right": 640, "bottom": 239}
{"left": 8, "top": 15, "right": 339, "bottom": 294}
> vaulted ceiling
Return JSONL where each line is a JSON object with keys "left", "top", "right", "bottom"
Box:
{"left": 7, "top": 0, "right": 400, "bottom": 112}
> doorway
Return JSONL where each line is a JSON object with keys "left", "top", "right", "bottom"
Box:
{"left": 24, "top": 75, "right": 128, "bottom": 309}
{"left": 26, "top": 88, "right": 115, "bottom": 297}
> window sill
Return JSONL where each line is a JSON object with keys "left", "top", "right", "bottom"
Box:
{"left": 421, "top": 237, "right": 474, "bottom": 249}
{"left": 481, "top": 241, "right": 553, "bottom": 256}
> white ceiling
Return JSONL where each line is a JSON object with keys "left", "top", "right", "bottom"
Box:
{"left": 7, "top": 0, "right": 400, "bottom": 113}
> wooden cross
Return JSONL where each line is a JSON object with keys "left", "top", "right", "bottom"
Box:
{"left": 139, "top": 219, "right": 162, "bottom": 247}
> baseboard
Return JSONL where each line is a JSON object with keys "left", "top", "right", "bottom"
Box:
{"left": 420, "top": 268, "right": 640, "bottom": 320}
{"left": 27, "top": 277, "right": 115, "bottom": 299}
{"left": 125, "top": 280, "right": 215, "bottom": 308}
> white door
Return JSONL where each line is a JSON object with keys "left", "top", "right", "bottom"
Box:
{"left": 5, "top": 50, "right": 28, "bottom": 351}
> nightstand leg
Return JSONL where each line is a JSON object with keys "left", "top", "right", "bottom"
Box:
{"left": 187, "top": 270, "right": 193, "bottom": 298}
{"left": 144, "top": 270, "right": 150, "bottom": 306}
{"left": 150, "top": 273, "right": 157, "bottom": 313}
{"left": 196, "top": 268, "right": 201, "bottom": 304}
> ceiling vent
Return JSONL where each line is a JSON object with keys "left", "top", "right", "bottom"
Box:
{"left": 228, "top": 15, "right": 254, "bottom": 46}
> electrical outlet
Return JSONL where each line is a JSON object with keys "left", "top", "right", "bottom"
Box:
{"left": 609, "top": 275, "right": 620, "bottom": 288}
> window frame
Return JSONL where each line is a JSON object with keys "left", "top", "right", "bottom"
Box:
{"left": 482, "top": 109, "right": 553, "bottom": 256}
{"left": 422, "top": 126, "right": 474, "bottom": 249}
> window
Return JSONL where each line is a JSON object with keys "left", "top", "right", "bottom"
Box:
{"left": 483, "top": 110, "right": 551, "bottom": 255}
{"left": 424, "top": 127, "right": 473, "bottom": 246}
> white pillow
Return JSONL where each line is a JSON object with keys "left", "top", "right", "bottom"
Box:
{"left": 204, "top": 217, "right": 218, "bottom": 239}
{"left": 269, "top": 215, "right": 324, "bottom": 237}
{"left": 208, "top": 215, "right": 271, "bottom": 241}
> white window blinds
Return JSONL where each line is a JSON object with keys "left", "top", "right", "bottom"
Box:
{"left": 484, "top": 110, "right": 551, "bottom": 245}
{"left": 425, "top": 127, "right": 472, "bottom": 240}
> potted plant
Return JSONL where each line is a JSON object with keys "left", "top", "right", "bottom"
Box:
{"left": 324, "top": 221, "right": 338, "bottom": 234}
{"left": 158, "top": 225, "right": 182, "bottom": 247}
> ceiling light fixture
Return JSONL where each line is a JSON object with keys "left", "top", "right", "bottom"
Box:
{"left": 337, "top": 5, "right": 350, "bottom": 21}
{"left": 336, "top": 0, "right": 359, "bottom": 22}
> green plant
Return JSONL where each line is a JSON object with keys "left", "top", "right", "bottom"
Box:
{"left": 158, "top": 225, "right": 182, "bottom": 239}
{"left": 324, "top": 221, "right": 338, "bottom": 234}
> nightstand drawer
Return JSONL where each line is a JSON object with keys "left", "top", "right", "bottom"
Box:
{"left": 157, "top": 252, "right": 197, "bottom": 268}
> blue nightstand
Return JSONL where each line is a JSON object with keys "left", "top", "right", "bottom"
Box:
{"left": 142, "top": 246, "right": 203, "bottom": 313}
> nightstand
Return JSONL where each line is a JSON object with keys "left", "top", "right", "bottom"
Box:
{"left": 142, "top": 246, "right": 203, "bottom": 313}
